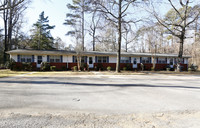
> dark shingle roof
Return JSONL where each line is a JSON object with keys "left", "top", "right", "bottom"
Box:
{"left": 6, "top": 49, "right": 191, "bottom": 58}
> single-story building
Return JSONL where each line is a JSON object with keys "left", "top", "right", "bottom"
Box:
{"left": 7, "top": 49, "right": 190, "bottom": 71}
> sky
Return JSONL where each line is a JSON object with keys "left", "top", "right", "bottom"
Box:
{"left": 24, "top": 0, "right": 71, "bottom": 46}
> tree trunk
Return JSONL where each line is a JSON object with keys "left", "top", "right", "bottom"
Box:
{"left": 116, "top": 0, "right": 122, "bottom": 73}
{"left": 93, "top": 28, "right": 96, "bottom": 51}
{"left": 81, "top": 0, "right": 84, "bottom": 51}
{"left": 3, "top": 4, "right": 8, "bottom": 64}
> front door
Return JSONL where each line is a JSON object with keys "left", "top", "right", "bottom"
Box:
{"left": 133, "top": 58, "right": 137, "bottom": 68}
{"left": 37, "top": 56, "right": 42, "bottom": 68}
{"left": 89, "top": 57, "right": 94, "bottom": 68}
{"left": 170, "top": 58, "right": 173, "bottom": 68}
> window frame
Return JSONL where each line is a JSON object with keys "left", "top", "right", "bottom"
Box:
{"left": 157, "top": 58, "right": 167, "bottom": 64}
{"left": 49, "top": 56, "right": 61, "bottom": 63}
{"left": 21, "top": 55, "right": 32, "bottom": 63}
{"left": 120, "top": 57, "right": 130, "bottom": 63}
{"left": 97, "top": 56, "right": 108, "bottom": 63}
{"left": 142, "top": 57, "right": 150, "bottom": 64}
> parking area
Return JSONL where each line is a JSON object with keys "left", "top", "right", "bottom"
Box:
{"left": 0, "top": 73, "right": 200, "bottom": 127}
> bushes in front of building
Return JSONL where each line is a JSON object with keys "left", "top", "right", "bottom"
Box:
{"left": 107, "top": 66, "right": 111, "bottom": 71}
{"left": 41, "top": 62, "right": 50, "bottom": 71}
{"left": 50, "top": 66, "right": 56, "bottom": 71}
{"left": 72, "top": 66, "right": 77, "bottom": 71}
{"left": 188, "top": 64, "right": 198, "bottom": 71}
{"left": 81, "top": 63, "right": 88, "bottom": 71}
{"left": 95, "top": 63, "right": 103, "bottom": 71}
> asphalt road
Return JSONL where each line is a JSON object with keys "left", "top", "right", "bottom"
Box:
{"left": 0, "top": 74, "right": 200, "bottom": 114}
{"left": 0, "top": 74, "right": 200, "bottom": 127}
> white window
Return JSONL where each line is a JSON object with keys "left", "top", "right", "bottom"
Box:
{"left": 120, "top": 57, "right": 130, "bottom": 63}
{"left": 97, "top": 56, "right": 108, "bottom": 63}
{"left": 142, "top": 57, "right": 150, "bottom": 64}
{"left": 174, "top": 58, "right": 184, "bottom": 64}
{"left": 74, "top": 56, "right": 87, "bottom": 63}
{"left": 158, "top": 58, "right": 166, "bottom": 64}
{"left": 21, "top": 55, "right": 32, "bottom": 62}
{"left": 50, "top": 56, "right": 61, "bottom": 63}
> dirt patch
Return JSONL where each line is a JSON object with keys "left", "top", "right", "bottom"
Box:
{"left": 0, "top": 110, "right": 199, "bottom": 128}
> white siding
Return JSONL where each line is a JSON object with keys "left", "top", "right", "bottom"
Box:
{"left": 68, "top": 55, "right": 73, "bottom": 63}
{"left": 136, "top": 57, "right": 140, "bottom": 63}
{"left": 11, "top": 54, "right": 18, "bottom": 62}
{"left": 34, "top": 55, "right": 37, "bottom": 63}
{"left": 109, "top": 56, "right": 116, "bottom": 63}
{"left": 184, "top": 58, "right": 188, "bottom": 64}
{"left": 42, "top": 55, "right": 47, "bottom": 62}
{"left": 167, "top": 58, "right": 170, "bottom": 64}
{"left": 63, "top": 55, "right": 68, "bottom": 63}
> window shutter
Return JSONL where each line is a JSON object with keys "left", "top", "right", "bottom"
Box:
{"left": 183, "top": 58, "right": 184, "bottom": 64}
{"left": 140, "top": 57, "right": 142, "bottom": 63}
{"left": 47, "top": 55, "right": 50, "bottom": 62}
{"left": 32, "top": 55, "right": 34, "bottom": 62}
{"left": 17, "top": 55, "right": 21, "bottom": 62}
{"left": 107, "top": 56, "right": 109, "bottom": 63}
{"left": 60, "top": 55, "right": 63, "bottom": 63}
{"left": 149, "top": 57, "right": 152, "bottom": 63}
{"left": 165, "top": 58, "right": 167, "bottom": 64}
{"left": 129, "top": 57, "right": 131, "bottom": 63}
{"left": 95, "top": 56, "right": 97, "bottom": 63}
{"left": 157, "top": 58, "right": 158, "bottom": 63}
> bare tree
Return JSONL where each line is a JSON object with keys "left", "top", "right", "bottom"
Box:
{"left": 1, "top": 0, "right": 30, "bottom": 63}
{"left": 97, "top": 0, "right": 143, "bottom": 72}
{"left": 153, "top": 0, "right": 200, "bottom": 71}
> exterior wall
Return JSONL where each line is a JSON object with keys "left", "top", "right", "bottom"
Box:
{"left": 68, "top": 63, "right": 77, "bottom": 70}
{"left": 63, "top": 55, "right": 68, "bottom": 63}
{"left": 138, "top": 63, "right": 168, "bottom": 70}
{"left": 9, "top": 52, "right": 189, "bottom": 71}
{"left": 109, "top": 56, "right": 116, "bottom": 63}
{"left": 180, "top": 64, "right": 188, "bottom": 71}
{"left": 15, "top": 62, "right": 37, "bottom": 70}
{"left": 184, "top": 58, "right": 188, "bottom": 64}
{"left": 11, "top": 54, "right": 18, "bottom": 62}
{"left": 50, "top": 63, "right": 67, "bottom": 70}
{"left": 68, "top": 55, "right": 73, "bottom": 63}
{"left": 94, "top": 63, "right": 133, "bottom": 70}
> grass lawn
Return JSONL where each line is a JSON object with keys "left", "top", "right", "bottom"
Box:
{"left": 29, "top": 70, "right": 200, "bottom": 76}
{"left": 0, "top": 69, "right": 28, "bottom": 78}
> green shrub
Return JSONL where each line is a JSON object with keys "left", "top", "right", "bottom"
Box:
{"left": 41, "top": 62, "right": 50, "bottom": 71}
{"left": 188, "top": 64, "right": 198, "bottom": 71}
{"left": 166, "top": 68, "right": 170, "bottom": 71}
{"left": 4, "top": 59, "right": 15, "bottom": 69}
{"left": 151, "top": 67, "right": 155, "bottom": 71}
{"left": 81, "top": 63, "right": 88, "bottom": 71}
{"left": 97, "top": 63, "right": 103, "bottom": 71}
{"left": 22, "top": 62, "right": 32, "bottom": 71}
{"left": 61, "top": 66, "right": 66, "bottom": 71}
{"left": 0, "top": 64, "right": 4, "bottom": 69}
{"left": 126, "top": 63, "right": 131, "bottom": 70}
{"left": 50, "top": 66, "right": 56, "bottom": 71}
{"left": 73, "top": 66, "right": 77, "bottom": 71}
{"left": 123, "top": 67, "right": 127, "bottom": 71}
{"left": 107, "top": 66, "right": 111, "bottom": 71}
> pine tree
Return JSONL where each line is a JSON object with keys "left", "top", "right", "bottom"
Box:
{"left": 64, "top": 0, "right": 90, "bottom": 51}
{"left": 30, "top": 11, "right": 55, "bottom": 50}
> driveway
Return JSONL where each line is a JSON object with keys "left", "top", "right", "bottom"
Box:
{"left": 0, "top": 73, "right": 200, "bottom": 127}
